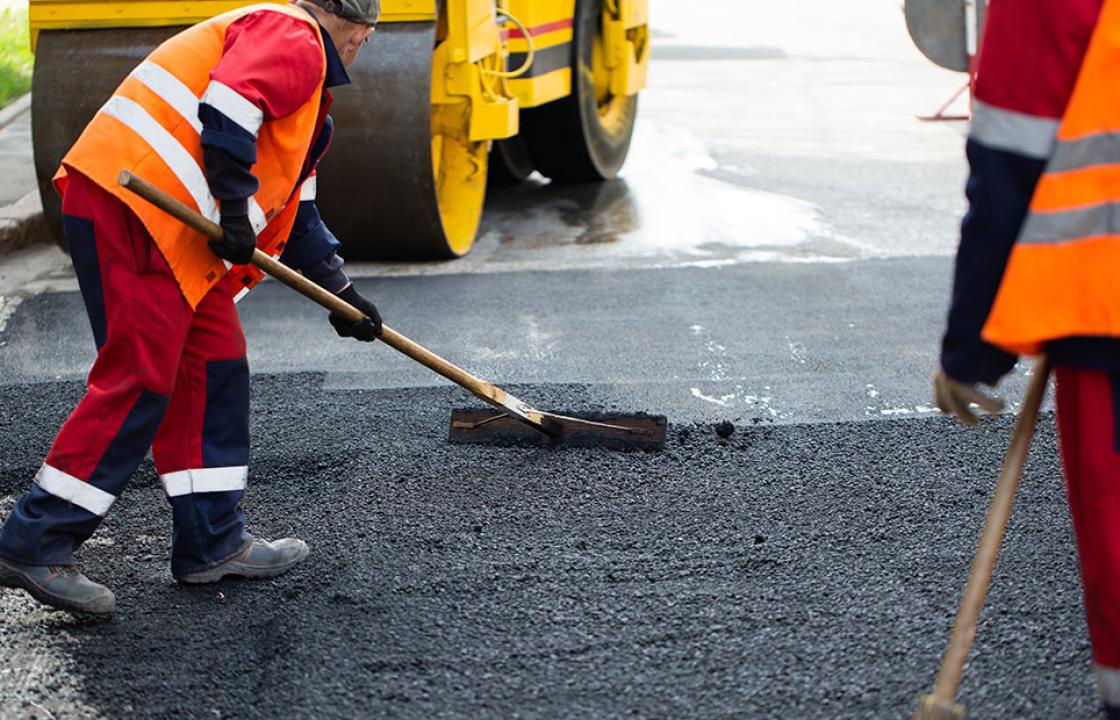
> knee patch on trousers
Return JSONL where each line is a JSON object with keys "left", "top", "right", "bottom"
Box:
{"left": 203, "top": 357, "right": 250, "bottom": 467}
{"left": 64, "top": 214, "right": 107, "bottom": 349}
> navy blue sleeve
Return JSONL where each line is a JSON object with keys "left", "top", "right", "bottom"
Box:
{"left": 940, "top": 139, "right": 1045, "bottom": 385}
{"left": 200, "top": 105, "right": 258, "bottom": 217}
{"left": 280, "top": 200, "right": 349, "bottom": 293}
{"left": 301, "top": 252, "right": 349, "bottom": 294}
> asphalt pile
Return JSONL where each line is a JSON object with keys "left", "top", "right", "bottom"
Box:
{"left": 0, "top": 376, "right": 1095, "bottom": 719}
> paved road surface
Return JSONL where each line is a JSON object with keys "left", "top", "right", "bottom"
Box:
{"left": 0, "top": 1, "right": 1090, "bottom": 718}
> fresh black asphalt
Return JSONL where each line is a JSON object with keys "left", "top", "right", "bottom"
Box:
{"left": 0, "top": 375, "right": 1094, "bottom": 719}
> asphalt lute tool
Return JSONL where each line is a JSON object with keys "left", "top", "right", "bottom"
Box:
{"left": 120, "top": 171, "right": 666, "bottom": 451}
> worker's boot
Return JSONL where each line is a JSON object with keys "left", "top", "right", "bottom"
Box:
{"left": 0, "top": 556, "right": 116, "bottom": 615}
{"left": 175, "top": 537, "right": 309, "bottom": 585}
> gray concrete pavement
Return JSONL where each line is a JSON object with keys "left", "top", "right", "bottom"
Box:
{"left": 0, "top": 96, "right": 45, "bottom": 254}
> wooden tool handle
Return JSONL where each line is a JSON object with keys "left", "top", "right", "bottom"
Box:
{"left": 929, "top": 357, "right": 1051, "bottom": 703}
{"left": 116, "top": 170, "right": 530, "bottom": 417}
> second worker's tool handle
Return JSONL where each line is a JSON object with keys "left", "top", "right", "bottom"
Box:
{"left": 928, "top": 356, "right": 1051, "bottom": 706}
{"left": 116, "top": 170, "right": 547, "bottom": 428}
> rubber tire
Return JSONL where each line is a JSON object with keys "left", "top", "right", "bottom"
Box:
{"left": 489, "top": 136, "right": 536, "bottom": 186}
{"left": 521, "top": 0, "right": 639, "bottom": 182}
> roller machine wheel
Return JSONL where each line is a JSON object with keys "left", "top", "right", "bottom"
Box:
{"left": 30, "top": 0, "right": 647, "bottom": 260}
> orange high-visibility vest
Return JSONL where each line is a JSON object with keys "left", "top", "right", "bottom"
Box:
{"left": 983, "top": 0, "right": 1120, "bottom": 355}
{"left": 55, "top": 3, "right": 326, "bottom": 309}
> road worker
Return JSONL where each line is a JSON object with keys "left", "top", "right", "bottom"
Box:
{"left": 933, "top": 0, "right": 1120, "bottom": 715}
{"left": 0, "top": 0, "right": 383, "bottom": 614}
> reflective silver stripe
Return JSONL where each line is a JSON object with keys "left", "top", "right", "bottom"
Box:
{"left": 123, "top": 72, "right": 272, "bottom": 236}
{"left": 299, "top": 175, "right": 317, "bottom": 202}
{"left": 101, "top": 96, "right": 220, "bottom": 224}
{"left": 248, "top": 197, "right": 268, "bottom": 236}
{"left": 128, "top": 60, "right": 203, "bottom": 135}
{"left": 1047, "top": 132, "right": 1120, "bottom": 174}
{"left": 201, "top": 80, "right": 263, "bottom": 138}
{"left": 1018, "top": 202, "right": 1120, "bottom": 245}
{"left": 233, "top": 287, "right": 251, "bottom": 303}
{"left": 161, "top": 466, "right": 248, "bottom": 497}
{"left": 34, "top": 464, "right": 115, "bottom": 517}
{"left": 969, "top": 99, "right": 1059, "bottom": 160}
{"left": 1097, "top": 665, "right": 1120, "bottom": 706}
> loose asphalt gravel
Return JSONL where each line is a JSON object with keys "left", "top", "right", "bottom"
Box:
{"left": 0, "top": 375, "right": 1098, "bottom": 719}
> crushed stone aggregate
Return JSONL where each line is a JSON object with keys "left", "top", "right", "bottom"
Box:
{"left": 0, "top": 376, "right": 1097, "bottom": 719}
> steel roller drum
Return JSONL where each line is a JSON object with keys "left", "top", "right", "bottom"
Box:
{"left": 32, "top": 28, "right": 185, "bottom": 243}
{"left": 904, "top": 0, "right": 986, "bottom": 72}
{"left": 317, "top": 21, "right": 473, "bottom": 260}
{"left": 34, "top": 23, "right": 460, "bottom": 260}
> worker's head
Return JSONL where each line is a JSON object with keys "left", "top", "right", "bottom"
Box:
{"left": 293, "top": 0, "right": 378, "bottom": 69}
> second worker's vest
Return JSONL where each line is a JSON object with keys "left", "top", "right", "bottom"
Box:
{"left": 982, "top": 0, "right": 1120, "bottom": 355}
{"left": 56, "top": 3, "right": 326, "bottom": 309}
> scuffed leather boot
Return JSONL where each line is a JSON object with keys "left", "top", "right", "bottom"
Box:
{"left": 0, "top": 556, "right": 116, "bottom": 615}
{"left": 176, "top": 537, "right": 309, "bottom": 584}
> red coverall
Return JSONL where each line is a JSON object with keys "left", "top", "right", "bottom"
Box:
{"left": 0, "top": 10, "right": 346, "bottom": 577}
{"left": 940, "top": 0, "right": 1120, "bottom": 710}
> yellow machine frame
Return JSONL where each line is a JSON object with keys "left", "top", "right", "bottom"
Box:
{"left": 28, "top": 0, "right": 649, "bottom": 256}
{"left": 28, "top": 0, "right": 648, "bottom": 134}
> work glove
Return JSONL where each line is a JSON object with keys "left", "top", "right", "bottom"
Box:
{"left": 329, "top": 284, "right": 382, "bottom": 342}
{"left": 932, "top": 366, "right": 1005, "bottom": 427}
{"left": 209, "top": 214, "right": 257, "bottom": 265}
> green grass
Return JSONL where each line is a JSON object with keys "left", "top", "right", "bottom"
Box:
{"left": 0, "top": 6, "right": 33, "bottom": 109}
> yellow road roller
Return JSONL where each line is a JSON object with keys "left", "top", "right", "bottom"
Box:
{"left": 28, "top": 0, "right": 650, "bottom": 258}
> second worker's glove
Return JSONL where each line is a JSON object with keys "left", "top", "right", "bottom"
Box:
{"left": 933, "top": 366, "right": 1005, "bottom": 427}
{"left": 209, "top": 214, "right": 257, "bottom": 265}
{"left": 329, "top": 284, "right": 382, "bottom": 342}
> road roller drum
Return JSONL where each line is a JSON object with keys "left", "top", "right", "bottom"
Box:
{"left": 26, "top": 0, "right": 650, "bottom": 260}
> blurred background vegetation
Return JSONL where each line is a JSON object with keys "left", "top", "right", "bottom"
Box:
{"left": 0, "top": 4, "right": 33, "bottom": 109}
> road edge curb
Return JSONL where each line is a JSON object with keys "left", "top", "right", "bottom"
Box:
{"left": 0, "top": 191, "right": 50, "bottom": 255}
{"left": 0, "top": 94, "right": 31, "bottom": 131}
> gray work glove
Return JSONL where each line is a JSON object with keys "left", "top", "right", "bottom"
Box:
{"left": 329, "top": 284, "right": 382, "bottom": 342}
{"left": 933, "top": 366, "right": 1005, "bottom": 426}
{"left": 210, "top": 214, "right": 257, "bottom": 265}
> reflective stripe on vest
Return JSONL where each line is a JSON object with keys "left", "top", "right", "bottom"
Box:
{"left": 982, "top": 0, "right": 1120, "bottom": 356}
{"left": 112, "top": 61, "right": 276, "bottom": 302}
{"left": 57, "top": 3, "right": 326, "bottom": 309}
{"left": 228, "top": 172, "right": 319, "bottom": 300}
{"left": 127, "top": 62, "right": 269, "bottom": 236}
{"left": 201, "top": 80, "right": 264, "bottom": 138}
{"left": 101, "top": 94, "right": 221, "bottom": 224}
{"left": 130, "top": 61, "right": 204, "bottom": 135}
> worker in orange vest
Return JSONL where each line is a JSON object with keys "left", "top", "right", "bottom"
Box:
{"left": 0, "top": 0, "right": 381, "bottom": 615}
{"left": 934, "top": 0, "right": 1120, "bottom": 714}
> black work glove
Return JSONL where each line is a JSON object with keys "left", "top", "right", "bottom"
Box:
{"left": 209, "top": 214, "right": 257, "bottom": 265}
{"left": 329, "top": 284, "right": 382, "bottom": 342}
